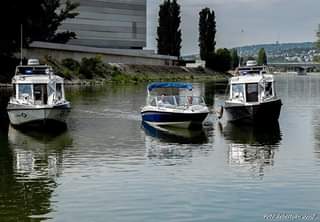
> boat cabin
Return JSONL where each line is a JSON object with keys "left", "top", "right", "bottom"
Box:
{"left": 146, "top": 82, "right": 206, "bottom": 108}
{"left": 11, "top": 62, "right": 66, "bottom": 106}
{"left": 228, "top": 74, "right": 275, "bottom": 104}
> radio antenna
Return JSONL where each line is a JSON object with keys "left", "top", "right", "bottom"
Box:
{"left": 20, "top": 24, "right": 23, "bottom": 65}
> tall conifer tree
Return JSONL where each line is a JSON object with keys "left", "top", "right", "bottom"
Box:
{"left": 257, "top": 48, "right": 268, "bottom": 65}
{"left": 199, "top": 8, "right": 216, "bottom": 62}
{"left": 157, "top": 0, "right": 182, "bottom": 57}
{"left": 230, "top": 49, "right": 240, "bottom": 70}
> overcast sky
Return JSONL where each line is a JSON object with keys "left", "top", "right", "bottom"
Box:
{"left": 146, "top": 0, "right": 320, "bottom": 55}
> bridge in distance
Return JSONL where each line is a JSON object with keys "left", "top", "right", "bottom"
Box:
{"left": 268, "top": 62, "right": 320, "bottom": 72}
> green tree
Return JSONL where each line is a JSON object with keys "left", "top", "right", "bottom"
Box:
{"left": 199, "top": 8, "right": 216, "bottom": 62}
{"left": 0, "top": 0, "right": 79, "bottom": 58}
{"left": 157, "top": 0, "right": 182, "bottom": 57}
{"left": 230, "top": 49, "right": 239, "bottom": 70}
{"left": 257, "top": 48, "right": 268, "bottom": 65}
{"left": 207, "top": 48, "right": 231, "bottom": 72}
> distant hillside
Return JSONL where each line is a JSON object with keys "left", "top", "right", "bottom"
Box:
{"left": 238, "top": 42, "right": 317, "bottom": 57}
{"left": 182, "top": 42, "right": 319, "bottom": 63}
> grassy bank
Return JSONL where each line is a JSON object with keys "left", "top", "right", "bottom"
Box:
{"left": 44, "top": 56, "right": 230, "bottom": 85}
{"left": 0, "top": 56, "right": 230, "bottom": 87}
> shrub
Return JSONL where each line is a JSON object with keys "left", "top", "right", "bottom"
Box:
{"left": 61, "top": 58, "right": 80, "bottom": 71}
{"left": 79, "top": 56, "right": 106, "bottom": 79}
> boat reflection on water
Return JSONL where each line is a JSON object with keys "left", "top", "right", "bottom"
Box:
{"left": 8, "top": 126, "right": 73, "bottom": 175}
{"left": 0, "top": 127, "right": 73, "bottom": 221}
{"left": 142, "top": 121, "right": 209, "bottom": 144}
{"left": 220, "top": 121, "right": 282, "bottom": 145}
{"left": 142, "top": 121, "right": 211, "bottom": 162}
{"left": 219, "top": 122, "right": 282, "bottom": 176}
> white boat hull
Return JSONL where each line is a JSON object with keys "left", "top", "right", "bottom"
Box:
{"left": 7, "top": 103, "right": 70, "bottom": 127}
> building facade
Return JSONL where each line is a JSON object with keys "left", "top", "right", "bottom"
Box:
{"left": 60, "top": 0, "right": 146, "bottom": 49}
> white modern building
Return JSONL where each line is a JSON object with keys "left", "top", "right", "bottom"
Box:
{"left": 60, "top": 0, "right": 146, "bottom": 49}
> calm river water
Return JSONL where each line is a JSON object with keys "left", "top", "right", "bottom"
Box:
{"left": 1, "top": 74, "right": 320, "bottom": 222}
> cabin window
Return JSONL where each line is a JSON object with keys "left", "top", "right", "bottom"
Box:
{"left": 246, "top": 83, "right": 259, "bottom": 102}
{"left": 265, "top": 82, "right": 273, "bottom": 98}
{"left": 232, "top": 84, "right": 245, "bottom": 101}
{"left": 56, "top": 84, "right": 63, "bottom": 100}
{"left": 18, "top": 84, "right": 32, "bottom": 101}
{"left": 13, "top": 84, "right": 16, "bottom": 98}
{"left": 33, "top": 84, "right": 48, "bottom": 105}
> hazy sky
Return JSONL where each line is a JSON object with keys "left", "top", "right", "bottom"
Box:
{"left": 146, "top": 0, "right": 320, "bottom": 55}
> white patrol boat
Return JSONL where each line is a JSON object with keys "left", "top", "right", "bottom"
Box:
{"left": 218, "top": 62, "right": 282, "bottom": 124}
{"left": 7, "top": 59, "right": 71, "bottom": 128}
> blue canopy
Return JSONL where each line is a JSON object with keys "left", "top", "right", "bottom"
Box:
{"left": 147, "top": 82, "right": 193, "bottom": 92}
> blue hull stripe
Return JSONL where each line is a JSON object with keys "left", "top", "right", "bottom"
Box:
{"left": 141, "top": 111, "right": 208, "bottom": 123}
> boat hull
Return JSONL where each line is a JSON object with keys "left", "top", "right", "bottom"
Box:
{"left": 141, "top": 111, "right": 209, "bottom": 128}
{"left": 142, "top": 121, "right": 208, "bottom": 144}
{"left": 224, "top": 99, "right": 282, "bottom": 124}
{"left": 7, "top": 103, "right": 71, "bottom": 128}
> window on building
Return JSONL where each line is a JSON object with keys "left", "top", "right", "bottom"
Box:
{"left": 132, "top": 22, "right": 137, "bottom": 39}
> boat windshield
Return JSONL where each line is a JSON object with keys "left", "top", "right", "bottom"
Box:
{"left": 14, "top": 83, "right": 64, "bottom": 105}
{"left": 148, "top": 96, "right": 205, "bottom": 108}
{"left": 231, "top": 84, "right": 245, "bottom": 101}
{"left": 18, "top": 84, "right": 33, "bottom": 101}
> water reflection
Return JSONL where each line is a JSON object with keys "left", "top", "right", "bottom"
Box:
{"left": 142, "top": 122, "right": 212, "bottom": 163}
{"left": 142, "top": 121, "right": 209, "bottom": 144}
{"left": 313, "top": 110, "right": 320, "bottom": 160}
{"left": 0, "top": 126, "right": 72, "bottom": 221}
{"left": 219, "top": 122, "right": 282, "bottom": 177}
{"left": 220, "top": 121, "right": 282, "bottom": 146}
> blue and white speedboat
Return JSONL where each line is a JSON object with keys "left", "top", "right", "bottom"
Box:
{"left": 141, "top": 82, "right": 209, "bottom": 128}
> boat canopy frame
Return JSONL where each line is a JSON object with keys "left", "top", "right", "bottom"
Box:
{"left": 147, "top": 82, "right": 193, "bottom": 93}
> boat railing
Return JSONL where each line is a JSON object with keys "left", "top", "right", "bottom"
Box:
{"left": 147, "top": 95, "right": 206, "bottom": 108}
{"left": 15, "top": 65, "right": 54, "bottom": 76}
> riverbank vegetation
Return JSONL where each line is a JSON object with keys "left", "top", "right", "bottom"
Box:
{"left": 43, "top": 56, "right": 229, "bottom": 85}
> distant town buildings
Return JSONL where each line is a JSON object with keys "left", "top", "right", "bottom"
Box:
{"left": 60, "top": 0, "right": 146, "bottom": 49}
{"left": 238, "top": 42, "right": 320, "bottom": 63}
